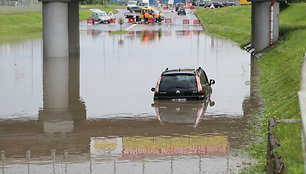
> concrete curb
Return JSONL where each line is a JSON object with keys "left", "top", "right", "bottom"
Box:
{"left": 298, "top": 53, "right": 306, "bottom": 174}
{"left": 193, "top": 9, "right": 205, "bottom": 31}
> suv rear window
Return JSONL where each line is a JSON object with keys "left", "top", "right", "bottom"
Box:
{"left": 159, "top": 74, "right": 197, "bottom": 91}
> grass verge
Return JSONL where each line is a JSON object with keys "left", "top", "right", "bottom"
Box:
{"left": 195, "top": 6, "right": 251, "bottom": 47}
{"left": 109, "top": 30, "right": 129, "bottom": 34}
{"left": 0, "top": 4, "right": 123, "bottom": 44}
{"left": 196, "top": 3, "right": 306, "bottom": 173}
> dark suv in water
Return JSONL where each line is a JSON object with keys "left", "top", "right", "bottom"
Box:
{"left": 151, "top": 67, "right": 215, "bottom": 100}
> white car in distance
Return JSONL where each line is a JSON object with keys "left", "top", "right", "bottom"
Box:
{"left": 90, "top": 9, "right": 111, "bottom": 24}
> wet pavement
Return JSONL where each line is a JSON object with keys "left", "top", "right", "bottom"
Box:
{"left": 0, "top": 8, "right": 258, "bottom": 174}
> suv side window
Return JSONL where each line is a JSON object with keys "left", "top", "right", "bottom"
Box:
{"left": 199, "top": 70, "right": 208, "bottom": 85}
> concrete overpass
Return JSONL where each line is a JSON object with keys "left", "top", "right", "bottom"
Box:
{"left": 38, "top": 0, "right": 283, "bottom": 57}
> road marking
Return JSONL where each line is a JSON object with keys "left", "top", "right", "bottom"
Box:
{"left": 125, "top": 24, "right": 137, "bottom": 31}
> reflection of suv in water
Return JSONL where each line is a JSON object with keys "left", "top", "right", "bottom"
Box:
{"left": 151, "top": 67, "right": 215, "bottom": 100}
{"left": 177, "top": 7, "right": 186, "bottom": 15}
{"left": 152, "top": 100, "right": 211, "bottom": 126}
{"left": 175, "top": 3, "right": 185, "bottom": 11}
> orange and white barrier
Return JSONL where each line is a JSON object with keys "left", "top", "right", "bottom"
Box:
{"left": 148, "top": 18, "right": 155, "bottom": 23}
{"left": 165, "top": 18, "right": 172, "bottom": 24}
{"left": 183, "top": 19, "right": 190, "bottom": 24}
{"left": 194, "top": 20, "right": 201, "bottom": 25}
{"left": 109, "top": 18, "right": 116, "bottom": 23}
{"left": 87, "top": 18, "right": 94, "bottom": 24}
{"left": 128, "top": 17, "right": 136, "bottom": 23}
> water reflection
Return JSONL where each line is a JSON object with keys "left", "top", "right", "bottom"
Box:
{"left": 91, "top": 135, "right": 228, "bottom": 159}
{"left": 38, "top": 54, "right": 86, "bottom": 133}
{"left": 0, "top": 29, "right": 256, "bottom": 173}
{"left": 152, "top": 100, "right": 212, "bottom": 127}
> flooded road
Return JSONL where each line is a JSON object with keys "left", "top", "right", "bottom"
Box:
{"left": 0, "top": 9, "right": 258, "bottom": 174}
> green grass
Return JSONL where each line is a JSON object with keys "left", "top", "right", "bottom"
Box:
{"left": 258, "top": 4, "right": 306, "bottom": 173}
{"left": 109, "top": 30, "right": 129, "bottom": 34}
{"left": 196, "top": 6, "right": 251, "bottom": 47}
{"left": 197, "top": 3, "right": 306, "bottom": 173}
{"left": 0, "top": 12, "right": 42, "bottom": 43}
{"left": 0, "top": 4, "right": 123, "bottom": 43}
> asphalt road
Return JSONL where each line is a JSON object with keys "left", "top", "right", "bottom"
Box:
{"left": 80, "top": 8, "right": 203, "bottom": 32}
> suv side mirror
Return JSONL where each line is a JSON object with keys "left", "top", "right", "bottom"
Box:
{"left": 151, "top": 87, "right": 155, "bottom": 92}
{"left": 209, "top": 79, "right": 215, "bottom": 85}
{"left": 210, "top": 100, "right": 215, "bottom": 107}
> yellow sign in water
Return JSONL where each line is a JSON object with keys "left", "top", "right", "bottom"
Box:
{"left": 122, "top": 135, "right": 228, "bottom": 156}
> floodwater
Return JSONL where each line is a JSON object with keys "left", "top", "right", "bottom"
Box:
{"left": 0, "top": 26, "right": 259, "bottom": 173}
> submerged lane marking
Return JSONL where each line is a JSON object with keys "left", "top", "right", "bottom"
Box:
{"left": 125, "top": 24, "right": 137, "bottom": 31}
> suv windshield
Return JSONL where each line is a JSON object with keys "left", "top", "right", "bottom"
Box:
{"left": 159, "top": 75, "right": 197, "bottom": 91}
{"left": 98, "top": 12, "right": 107, "bottom": 16}
{"left": 127, "top": 1, "right": 137, "bottom": 5}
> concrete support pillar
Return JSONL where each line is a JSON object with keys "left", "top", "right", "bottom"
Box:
{"left": 250, "top": 0, "right": 281, "bottom": 54}
{"left": 42, "top": 2, "right": 69, "bottom": 57}
{"left": 68, "top": 2, "right": 80, "bottom": 56}
{"left": 251, "top": 2, "right": 270, "bottom": 53}
{"left": 39, "top": 0, "right": 84, "bottom": 133}
{"left": 272, "top": 2, "right": 280, "bottom": 41}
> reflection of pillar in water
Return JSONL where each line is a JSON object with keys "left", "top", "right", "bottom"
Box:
{"left": 242, "top": 55, "right": 261, "bottom": 116}
{"left": 69, "top": 54, "right": 87, "bottom": 127}
{"left": 211, "top": 36, "right": 214, "bottom": 48}
{"left": 39, "top": 54, "right": 86, "bottom": 133}
{"left": 40, "top": 56, "right": 72, "bottom": 133}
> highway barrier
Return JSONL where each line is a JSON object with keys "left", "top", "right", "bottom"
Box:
{"left": 148, "top": 18, "right": 154, "bottom": 23}
{"left": 109, "top": 18, "right": 116, "bottom": 23}
{"left": 128, "top": 17, "right": 136, "bottom": 23}
{"left": 194, "top": 20, "right": 201, "bottom": 25}
{"left": 87, "top": 18, "right": 94, "bottom": 25}
{"left": 165, "top": 18, "right": 172, "bottom": 24}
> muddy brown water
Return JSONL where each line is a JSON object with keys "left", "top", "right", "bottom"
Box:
{"left": 0, "top": 29, "right": 258, "bottom": 173}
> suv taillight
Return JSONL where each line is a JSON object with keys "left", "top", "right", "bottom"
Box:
{"left": 155, "top": 76, "right": 162, "bottom": 93}
{"left": 195, "top": 75, "right": 203, "bottom": 93}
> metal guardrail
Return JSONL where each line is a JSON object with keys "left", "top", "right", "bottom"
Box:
{"left": 0, "top": 0, "right": 41, "bottom": 14}
{"left": 299, "top": 53, "right": 306, "bottom": 174}
{"left": 267, "top": 118, "right": 285, "bottom": 174}
{"left": 0, "top": 4, "right": 41, "bottom": 13}
{"left": 0, "top": 0, "right": 39, "bottom": 6}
